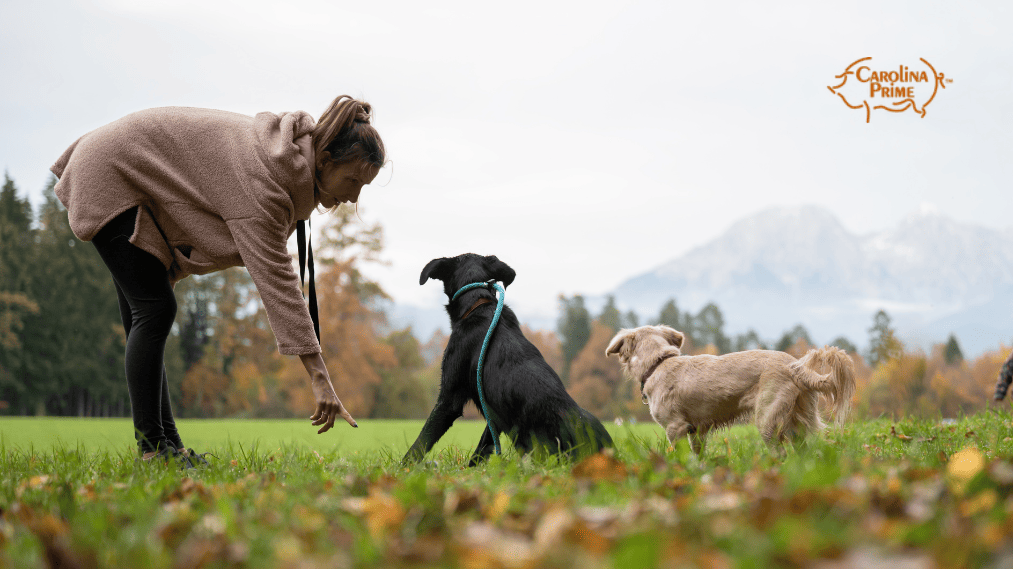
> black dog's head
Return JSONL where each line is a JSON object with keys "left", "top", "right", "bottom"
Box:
{"left": 419, "top": 254, "right": 516, "bottom": 299}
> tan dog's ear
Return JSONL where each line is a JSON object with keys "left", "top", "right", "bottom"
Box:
{"left": 605, "top": 329, "right": 634, "bottom": 358}
{"left": 657, "top": 326, "right": 685, "bottom": 350}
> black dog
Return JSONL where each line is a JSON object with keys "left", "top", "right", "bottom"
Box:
{"left": 402, "top": 254, "right": 614, "bottom": 466}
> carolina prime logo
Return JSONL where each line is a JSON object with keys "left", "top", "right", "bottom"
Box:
{"left": 828, "top": 57, "right": 949, "bottom": 123}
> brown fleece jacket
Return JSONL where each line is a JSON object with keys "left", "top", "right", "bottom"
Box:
{"left": 51, "top": 107, "right": 321, "bottom": 355}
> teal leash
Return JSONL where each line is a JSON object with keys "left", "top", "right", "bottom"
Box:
{"left": 451, "top": 280, "right": 506, "bottom": 455}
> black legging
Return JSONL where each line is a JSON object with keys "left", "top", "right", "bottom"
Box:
{"left": 92, "top": 207, "right": 184, "bottom": 453}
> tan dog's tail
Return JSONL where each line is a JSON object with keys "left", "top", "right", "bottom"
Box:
{"left": 788, "top": 346, "right": 856, "bottom": 427}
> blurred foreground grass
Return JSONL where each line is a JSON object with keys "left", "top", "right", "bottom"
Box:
{"left": 3, "top": 411, "right": 1013, "bottom": 568}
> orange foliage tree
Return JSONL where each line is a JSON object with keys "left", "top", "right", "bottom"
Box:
{"left": 569, "top": 321, "right": 645, "bottom": 421}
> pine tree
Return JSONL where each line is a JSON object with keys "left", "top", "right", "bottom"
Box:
{"left": 734, "top": 329, "right": 767, "bottom": 351}
{"left": 829, "top": 336, "right": 857, "bottom": 353}
{"left": 621, "top": 310, "right": 639, "bottom": 329}
{"left": 20, "top": 176, "right": 125, "bottom": 416}
{"left": 867, "top": 309, "right": 902, "bottom": 368}
{"left": 557, "top": 294, "right": 591, "bottom": 383}
{"left": 657, "top": 299, "right": 681, "bottom": 330}
{"left": 598, "top": 295, "right": 621, "bottom": 333}
{"left": 776, "top": 324, "right": 813, "bottom": 353}
{"left": 0, "top": 173, "right": 38, "bottom": 412}
{"left": 944, "top": 334, "right": 964, "bottom": 365}
{"left": 694, "top": 302, "right": 731, "bottom": 354}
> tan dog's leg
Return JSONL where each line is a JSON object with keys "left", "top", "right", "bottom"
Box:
{"left": 754, "top": 369, "right": 799, "bottom": 455}
{"left": 665, "top": 418, "right": 709, "bottom": 456}
{"left": 664, "top": 417, "right": 692, "bottom": 448}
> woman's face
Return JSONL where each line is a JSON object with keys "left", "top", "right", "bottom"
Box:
{"left": 317, "top": 160, "right": 380, "bottom": 208}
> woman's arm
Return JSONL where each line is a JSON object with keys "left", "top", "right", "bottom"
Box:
{"left": 300, "top": 352, "right": 357, "bottom": 433}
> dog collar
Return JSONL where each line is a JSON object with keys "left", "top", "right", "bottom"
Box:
{"left": 461, "top": 297, "right": 493, "bottom": 320}
{"left": 640, "top": 352, "right": 678, "bottom": 391}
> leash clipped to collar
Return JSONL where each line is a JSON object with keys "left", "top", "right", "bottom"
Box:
{"left": 451, "top": 279, "right": 505, "bottom": 455}
{"left": 296, "top": 220, "right": 320, "bottom": 341}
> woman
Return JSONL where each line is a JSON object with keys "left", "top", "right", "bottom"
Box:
{"left": 995, "top": 349, "right": 1013, "bottom": 401}
{"left": 50, "top": 95, "right": 384, "bottom": 466}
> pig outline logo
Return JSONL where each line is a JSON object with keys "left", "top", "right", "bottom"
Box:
{"left": 828, "top": 57, "right": 947, "bottom": 123}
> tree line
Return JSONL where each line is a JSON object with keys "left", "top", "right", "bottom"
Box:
{"left": 1, "top": 172, "right": 1007, "bottom": 421}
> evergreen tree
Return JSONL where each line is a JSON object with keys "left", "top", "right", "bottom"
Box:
{"left": 621, "top": 310, "right": 639, "bottom": 329}
{"left": 597, "top": 295, "right": 621, "bottom": 333}
{"left": 867, "top": 309, "right": 902, "bottom": 368}
{"left": 657, "top": 299, "right": 681, "bottom": 330}
{"left": 557, "top": 294, "right": 591, "bottom": 383}
{"left": 944, "top": 334, "right": 964, "bottom": 365}
{"left": 19, "top": 176, "right": 125, "bottom": 415}
{"left": 734, "top": 329, "right": 767, "bottom": 351}
{"left": 694, "top": 302, "right": 731, "bottom": 354}
{"left": 776, "top": 324, "right": 813, "bottom": 352}
{"left": 829, "top": 336, "right": 857, "bottom": 353}
{"left": 0, "top": 173, "right": 38, "bottom": 412}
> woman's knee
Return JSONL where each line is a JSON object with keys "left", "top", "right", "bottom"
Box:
{"left": 134, "top": 294, "right": 177, "bottom": 334}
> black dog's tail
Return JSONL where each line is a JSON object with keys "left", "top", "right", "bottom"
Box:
{"left": 558, "top": 407, "right": 614, "bottom": 459}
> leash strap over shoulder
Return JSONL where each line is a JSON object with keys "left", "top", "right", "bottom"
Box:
{"left": 296, "top": 219, "right": 320, "bottom": 342}
{"left": 452, "top": 280, "right": 505, "bottom": 455}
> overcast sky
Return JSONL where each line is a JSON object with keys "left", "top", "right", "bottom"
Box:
{"left": 2, "top": 0, "right": 1011, "bottom": 325}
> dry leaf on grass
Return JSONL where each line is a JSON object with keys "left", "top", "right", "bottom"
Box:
{"left": 571, "top": 452, "right": 628, "bottom": 482}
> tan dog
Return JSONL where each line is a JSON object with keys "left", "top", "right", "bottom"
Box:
{"left": 605, "top": 325, "right": 855, "bottom": 455}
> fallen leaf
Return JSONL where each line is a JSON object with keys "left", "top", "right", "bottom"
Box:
{"left": 484, "top": 491, "right": 511, "bottom": 522}
{"left": 362, "top": 491, "right": 405, "bottom": 540}
{"left": 571, "top": 452, "right": 628, "bottom": 482}
{"left": 947, "top": 447, "right": 984, "bottom": 493}
{"left": 890, "top": 426, "right": 913, "bottom": 442}
{"left": 12, "top": 503, "right": 88, "bottom": 569}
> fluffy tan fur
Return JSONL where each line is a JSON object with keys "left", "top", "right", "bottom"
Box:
{"left": 605, "top": 325, "right": 855, "bottom": 455}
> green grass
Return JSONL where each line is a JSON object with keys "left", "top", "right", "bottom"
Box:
{"left": 3, "top": 413, "right": 1013, "bottom": 568}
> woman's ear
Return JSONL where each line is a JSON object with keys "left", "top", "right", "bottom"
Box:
{"left": 420, "top": 257, "right": 451, "bottom": 285}
{"left": 484, "top": 255, "right": 516, "bottom": 287}
{"left": 316, "top": 150, "right": 332, "bottom": 169}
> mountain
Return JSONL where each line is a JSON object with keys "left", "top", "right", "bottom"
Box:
{"left": 612, "top": 205, "right": 1013, "bottom": 357}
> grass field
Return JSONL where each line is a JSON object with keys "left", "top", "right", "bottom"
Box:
{"left": 3, "top": 412, "right": 1013, "bottom": 568}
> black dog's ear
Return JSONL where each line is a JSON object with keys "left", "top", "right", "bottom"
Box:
{"left": 484, "top": 255, "right": 516, "bottom": 288}
{"left": 420, "top": 257, "right": 452, "bottom": 285}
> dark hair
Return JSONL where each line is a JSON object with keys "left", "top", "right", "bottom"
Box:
{"left": 312, "top": 95, "right": 385, "bottom": 171}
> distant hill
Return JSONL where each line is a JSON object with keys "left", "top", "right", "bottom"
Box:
{"left": 611, "top": 205, "right": 1013, "bottom": 357}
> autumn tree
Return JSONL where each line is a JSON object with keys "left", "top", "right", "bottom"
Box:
{"left": 372, "top": 327, "right": 432, "bottom": 419}
{"left": 569, "top": 321, "right": 642, "bottom": 421}
{"left": 522, "top": 325, "right": 564, "bottom": 376}
{"left": 275, "top": 206, "right": 396, "bottom": 418}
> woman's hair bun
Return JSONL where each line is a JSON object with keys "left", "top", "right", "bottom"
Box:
{"left": 354, "top": 102, "right": 372, "bottom": 124}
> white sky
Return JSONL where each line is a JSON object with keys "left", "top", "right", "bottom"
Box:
{"left": 2, "top": 0, "right": 1011, "bottom": 325}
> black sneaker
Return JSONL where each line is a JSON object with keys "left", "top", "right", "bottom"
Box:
{"left": 141, "top": 441, "right": 195, "bottom": 470}
{"left": 182, "top": 448, "right": 215, "bottom": 467}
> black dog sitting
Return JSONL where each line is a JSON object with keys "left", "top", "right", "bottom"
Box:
{"left": 402, "top": 254, "right": 614, "bottom": 466}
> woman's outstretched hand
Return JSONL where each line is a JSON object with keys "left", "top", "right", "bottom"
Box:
{"left": 301, "top": 353, "right": 357, "bottom": 433}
